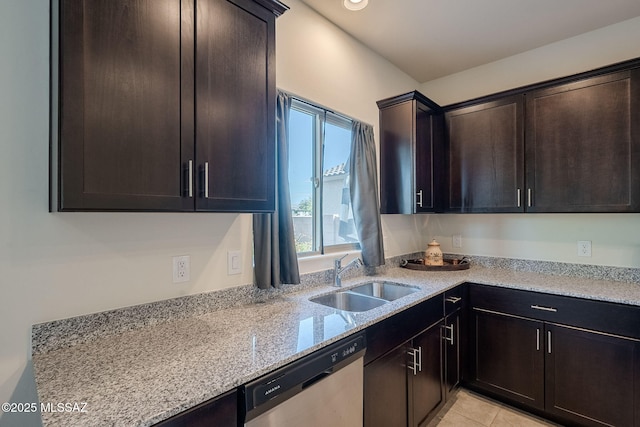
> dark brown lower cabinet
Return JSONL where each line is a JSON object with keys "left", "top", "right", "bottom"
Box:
{"left": 364, "top": 321, "right": 444, "bottom": 427}
{"left": 409, "top": 322, "right": 445, "bottom": 427}
{"left": 471, "top": 309, "right": 544, "bottom": 410}
{"left": 546, "top": 324, "right": 639, "bottom": 427}
{"left": 364, "top": 290, "right": 463, "bottom": 427}
{"left": 364, "top": 343, "right": 410, "bottom": 427}
{"left": 443, "top": 310, "right": 461, "bottom": 400}
{"left": 152, "top": 389, "right": 237, "bottom": 427}
{"left": 469, "top": 284, "right": 640, "bottom": 426}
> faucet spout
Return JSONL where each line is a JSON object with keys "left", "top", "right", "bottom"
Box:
{"left": 333, "top": 255, "right": 363, "bottom": 287}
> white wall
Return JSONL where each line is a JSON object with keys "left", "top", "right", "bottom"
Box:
{"left": 418, "top": 16, "right": 640, "bottom": 268}
{"left": 0, "top": 0, "right": 424, "bottom": 417}
{"left": 276, "top": 0, "right": 427, "bottom": 272}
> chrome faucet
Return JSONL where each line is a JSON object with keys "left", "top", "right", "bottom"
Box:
{"left": 334, "top": 254, "right": 363, "bottom": 287}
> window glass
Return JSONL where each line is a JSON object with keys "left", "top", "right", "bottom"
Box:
{"left": 288, "top": 108, "right": 316, "bottom": 253}
{"left": 288, "top": 99, "right": 360, "bottom": 255}
{"left": 322, "top": 115, "right": 357, "bottom": 246}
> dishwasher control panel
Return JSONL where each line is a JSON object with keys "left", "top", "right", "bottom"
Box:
{"left": 243, "top": 332, "right": 366, "bottom": 419}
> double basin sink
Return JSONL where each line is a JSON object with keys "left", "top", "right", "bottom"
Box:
{"left": 310, "top": 281, "right": 420, "bottom": 312}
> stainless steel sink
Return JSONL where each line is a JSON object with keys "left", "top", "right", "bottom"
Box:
{"left": 309, "top": 291, "right": 387, "bottom": 312}
{"left": 309, "top": 281, "right": 419, "bottom": 312}
{"left": 348, "top": 281, "right": 420, "bottom": 301}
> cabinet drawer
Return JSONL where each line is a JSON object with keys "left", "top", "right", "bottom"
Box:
{"left": 365, "top": 294, "right": 443, "bottom": 365}
{"left": 469, "top": 283, "right": 640, "bottom": 339}
{"left": 444, "top": 284, "right": 467, "bottom": 316}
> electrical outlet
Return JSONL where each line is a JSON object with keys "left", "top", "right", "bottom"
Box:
{"left": 452, "top": 234, "right": 462, "bottom": 249}
{"left": 228, "top": 250, "right": 242, "bottom": 275}
{"left": 172, "top": 255, "right": 190, "bottom": 283}
{"left": 577, "top": 241, "right": 592, "bottom": 257}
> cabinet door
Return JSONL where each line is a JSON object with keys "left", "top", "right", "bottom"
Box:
{"left": 443, "top": 312, "right": 460, "bottom": 400}
{"left": 445, "top": 95, "right": 524, "bottom": 212}
{"left": 545, "top": 324, "right": 639, "bottom": 427}
{"left": 364, "top": 343, "right": 409, "bottom": 427}
{"left": 525, "top": 69, "right": 640, "bottom": 212}
{"left": 378, "top": 92, "right": 443, "bottom": 214}
{"left": 195, "top": 0, "right": 275, "bottom": 212}
{"left": 470, "top": 309, "right": 544, "bottom": 410}
{"left": 58, "top": 0, "right": 193, "bottom": 211}
{"left": 153, "top": 389, "right": 237, "bottom": 427}
{"left": 409, "top": 322, "right": 444, "bottom": 427}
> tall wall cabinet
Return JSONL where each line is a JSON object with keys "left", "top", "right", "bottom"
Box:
{"left": 377, "top": 91, "right": 444, "bottom": 214}
{"left": 51, "top": 0, "right": 287, "bottom": 212}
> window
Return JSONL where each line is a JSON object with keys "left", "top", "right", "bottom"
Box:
{"left": 288, "top": 98, "right": 360, "bottom": 255}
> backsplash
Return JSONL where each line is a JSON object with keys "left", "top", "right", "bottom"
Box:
{"left": 31, "top": 252, "right": 639, "bottom": 355}
{"left": 455, "top": 254, "right": 640, "bottom": 284}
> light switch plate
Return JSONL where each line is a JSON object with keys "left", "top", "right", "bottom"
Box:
{"left": 452, "top": 234, "right": 462, "bottom": 249}
{"left": 228, "top": 250, "right": 242, "bottom": 275}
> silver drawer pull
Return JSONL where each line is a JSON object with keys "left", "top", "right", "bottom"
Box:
{"left": 442, "top": 324, "right": 454, "bottom": 345}
{"left": 204, "top": 162, "right": 210, "bottom": 198}
{"left": 416, "top": 190, "right": 423, "bottom": 208}
{"left": 531, "top": 304, "right": 557, "bottom": 312}
{"left": 408, "top": 347, "right": 422, "bottom": 375}
{"left": 445, "top": 296, "right": 462, "bottom": 304}
{"left": 188, "top": 160, "right": 193, "bottom": 198}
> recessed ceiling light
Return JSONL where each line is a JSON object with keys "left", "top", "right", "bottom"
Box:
{"left": 343, "top": 0, "right": 368, "bottom": 11}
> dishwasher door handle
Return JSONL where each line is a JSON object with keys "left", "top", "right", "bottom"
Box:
{"left": 301, "top": 368, "right": 334, "bottom": 389}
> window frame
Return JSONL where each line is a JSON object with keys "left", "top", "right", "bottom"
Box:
{"left": 289, "top": 98, "right": 361, "bottom": 257}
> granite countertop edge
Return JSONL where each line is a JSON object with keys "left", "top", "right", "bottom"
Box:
{"left": 32, "top": 264, "right": 640, "bottom": 427}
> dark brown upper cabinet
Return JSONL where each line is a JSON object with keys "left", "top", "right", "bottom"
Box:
{"left": 442, "top": 59, "right": 640, "bottom": 213}
{"left": 52, "top": 0, "right": 287, "bottom": 212}
{"left": 525, "top": 68, "right": 640, "bottom": 213}
{"left": 378, "top": 91, "right": 444, "bottom": 214}
{"left": 445, "top": 95, "right": 525, "bottom": 212}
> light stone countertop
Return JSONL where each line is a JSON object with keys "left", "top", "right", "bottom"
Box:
{"left": 31, "top": 265, "right": 640, "bottom": 427}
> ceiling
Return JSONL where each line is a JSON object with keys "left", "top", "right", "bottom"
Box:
{"left": 298, "top": 0, "right": 640, "bottom": 83}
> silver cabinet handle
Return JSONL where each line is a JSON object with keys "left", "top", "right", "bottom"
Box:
{"left": 536, "top": 328, "right": 540, "bottom": 351}
{"left": 527, "top": 188, "right": 532, "bottom": 207}
{"left": 443, "top": 324, "right": 454, "bottom": 345}
{"left": 445, "top": 296, "right": 462, "bottom": 304}
{"left": 204, "top": 161, "right": 209, "bottom": 198}
{"left": 547, "top": 330, "right": 552, "bottom": 354}
{"left": 517, "top": 188, "right": 521, "bottom": 208}
{"left": 416, "top": 190, "right": 423, "bottom": 208}
{"left": 408, "top": 348, "right": 419, "bottom": 375}
{"left": 531, "top": 304, "right": 557, "bottom": 312}
{"left": 188, "top": 160, "right": 193, "bottom": 198}
{"left": 416, "top": 346, "right": 422, "bottom": 372}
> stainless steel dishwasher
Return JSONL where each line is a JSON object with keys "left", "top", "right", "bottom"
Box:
{"left": 243, "top": 332, "right": 366, "bottom": 427}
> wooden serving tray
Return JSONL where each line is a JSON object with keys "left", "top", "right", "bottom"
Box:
{"left": 401, "top": 257, "right": 470, "bottom": 271}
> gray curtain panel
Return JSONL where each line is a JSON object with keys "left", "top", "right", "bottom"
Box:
{"left": 253, "top": 91, "right": 300, "bottom": 289}
{"left": 350, "top": 121, "right": 385, "bottom": 266}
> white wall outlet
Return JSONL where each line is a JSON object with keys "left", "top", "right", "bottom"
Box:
{"left": 577, "top": 241, "right": 592, "bottom": 257}
{"left": 452, "top": 234, "right": 462, "bottom": 249}
{"left": 172, "top": 255, "right": 190, "bottom": 283}
{"left": 228, "top": 250, "right": 242, "bottom": 275}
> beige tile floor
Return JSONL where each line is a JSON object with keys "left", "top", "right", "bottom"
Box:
{"left": 428, "top": 389, "right": 562, "bottom": 427}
